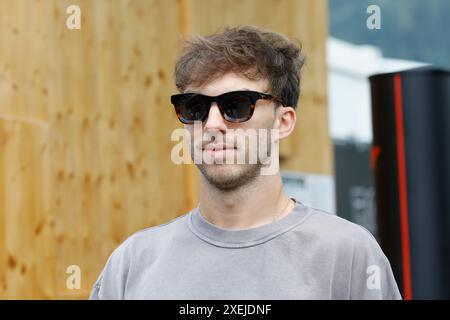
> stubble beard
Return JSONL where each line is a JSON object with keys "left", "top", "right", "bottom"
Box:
{"left": 192, "top": 130, "right": 273, "bottom": 192}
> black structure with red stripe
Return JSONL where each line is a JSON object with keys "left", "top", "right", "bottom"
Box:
{"left": 369, "top": 67, "right": 450, "bottom": 300}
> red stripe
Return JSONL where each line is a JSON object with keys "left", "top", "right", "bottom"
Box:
{"left": 394, "top": 74, "right": 413, "bottom": 300}
{"left": 370, "top": 146, "right": 381, "bottom": 172}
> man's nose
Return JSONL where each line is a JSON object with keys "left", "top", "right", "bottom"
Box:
{"left": 203, "top": 102, "right": 227, "bottom": 131}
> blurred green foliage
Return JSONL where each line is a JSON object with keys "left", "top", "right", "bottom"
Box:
{"left": 328, "top": 0, "right": 450, "bottom": 68}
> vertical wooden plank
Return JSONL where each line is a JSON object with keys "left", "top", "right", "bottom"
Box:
{"left": 0, "top": 0, "right": 55, "bottom": 299}
{"left": 0, "top": 120, "right": 51, "bottom": 299}
{"left": 281, "top": 0, "right": 333, "bottom": 175}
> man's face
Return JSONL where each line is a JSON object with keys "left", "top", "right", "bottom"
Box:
{"left": 184, "top": 72, "right": 279, "bottom": 191}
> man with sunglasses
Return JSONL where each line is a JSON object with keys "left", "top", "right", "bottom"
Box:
{"left": 90, "top": 26, "right": 401, "bottom": 300}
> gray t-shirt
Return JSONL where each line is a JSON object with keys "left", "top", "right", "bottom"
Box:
{"left": 89, "top": 199, "right": 402, "bottom": 300}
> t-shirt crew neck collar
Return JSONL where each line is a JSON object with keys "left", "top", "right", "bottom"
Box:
{"left": 187, "top": 198, "right": 312, "bottom": 248}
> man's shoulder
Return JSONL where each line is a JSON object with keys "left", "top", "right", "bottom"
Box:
{"left": 300, "top": 206, "right": 401, "bottom": 299}
{"left": 300, "top": 205, "right": 380, "bottom": 251}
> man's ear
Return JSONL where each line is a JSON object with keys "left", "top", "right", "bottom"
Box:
{"left": 273, "top": 106, "right": 296, "bottom": 141}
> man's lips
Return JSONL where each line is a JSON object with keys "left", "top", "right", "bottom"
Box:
{"left": 203, "top": 144, "right": 236, "bottom": 152}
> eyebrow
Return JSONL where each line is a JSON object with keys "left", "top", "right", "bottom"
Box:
{"left": 185, "top": 88, "right": 253, "bottom": 95}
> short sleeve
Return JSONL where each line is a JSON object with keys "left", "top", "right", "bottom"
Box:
{"left": 87, "top": 238, "right": 132, "bottom": 300}
{"left": 349, "top": 226, "right": 402, "bottom": 300}
{"left": 88, "top": 272, "right": 103, "bottom": 300}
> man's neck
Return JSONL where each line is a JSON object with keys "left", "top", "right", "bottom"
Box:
{"left": 198, "top": 172, "right": 294, "bottom": 230}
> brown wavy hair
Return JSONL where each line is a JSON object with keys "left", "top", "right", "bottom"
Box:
{"left": 174, "top": 25, "right": 306, "bottom": 109}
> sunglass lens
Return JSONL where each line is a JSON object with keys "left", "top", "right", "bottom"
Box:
{"left": 177, "top": 95, "right": 209, "bottom": 123}
{"left": 221, "top": 94, "right": 254, "bottom": 122}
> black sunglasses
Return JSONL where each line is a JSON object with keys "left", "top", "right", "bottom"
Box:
{"left": 170, "top": 90, "right": 283, "bottom": 124}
